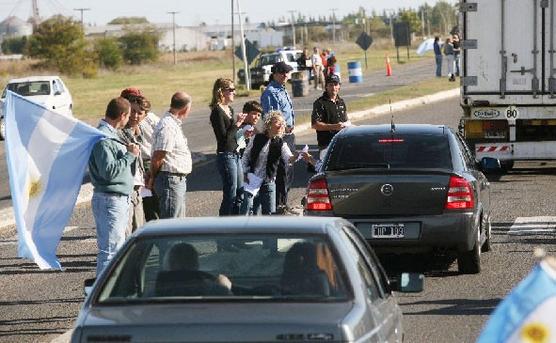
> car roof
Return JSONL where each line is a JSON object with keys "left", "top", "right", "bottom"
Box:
{"left": 136, "top": 216, "right": 348, "bottom": 237}
{"left": 8, "top": 76, "right": 61, "bottom": 83}
{"left": 337, "top": 124, "right": 451, "bottom": 138}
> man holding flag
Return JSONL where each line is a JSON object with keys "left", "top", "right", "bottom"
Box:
{"left": 88, "top": 97, "right": 139, "bottom": 275}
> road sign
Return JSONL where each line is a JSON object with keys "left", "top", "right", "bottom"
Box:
{"left": 356, "top": 32, "right": 373, "bottom": 51}
{"left": 234, "top": 39, "right": 260, "bottom": 65}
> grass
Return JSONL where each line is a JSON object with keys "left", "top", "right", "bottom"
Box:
{"left": 0, "top": 39, "right": 439, "bottom": 120}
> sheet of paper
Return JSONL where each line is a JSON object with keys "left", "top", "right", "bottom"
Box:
{"left": 244, "top": 173, "right": 264, "bottom": 196}
{"left": 296, "top": 144, "right": 309, "bottom": 162}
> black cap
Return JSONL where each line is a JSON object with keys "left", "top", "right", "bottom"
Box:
{"left": 325, "top": 74, "right": 341, "bottom": 84}
{"left": 271, "top": 61, "right": 294, "bottom": 74}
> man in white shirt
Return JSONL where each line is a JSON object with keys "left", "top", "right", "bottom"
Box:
{"left": 311, "top": 47, "right": 324, "bottom": 90}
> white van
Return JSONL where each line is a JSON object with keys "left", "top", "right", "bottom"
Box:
{"left": 0, "top": 75, "right": 73, "bottom": 140}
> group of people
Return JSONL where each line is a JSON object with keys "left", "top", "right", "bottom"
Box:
{"left": 88, "top": 89, "right": 193, "bottom": 275}
{"left": 211, "top": 60, "right": 350, "bottom": 217}
{"left": 296, "top": 47, "right": 338, "bottom": 90}
{"left": 433, "top": 33, "right": 461, "bottom": 81}
{"left": 88, "top": 56, "right": 352, "bottom": 275}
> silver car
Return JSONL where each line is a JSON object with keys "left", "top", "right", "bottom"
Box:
{"left": 71, "top": 217, "right": 423, "bottom": 343}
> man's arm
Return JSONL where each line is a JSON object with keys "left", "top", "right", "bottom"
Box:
{"left": 147, "top": 150, "right": 167, "bottom": 189}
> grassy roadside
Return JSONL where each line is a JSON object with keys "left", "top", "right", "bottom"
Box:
{"left": 292, "top": 77, "right": 459, "bottom": 126}
{"left": 0, "top": 40, "right": 436, "bottom": 120}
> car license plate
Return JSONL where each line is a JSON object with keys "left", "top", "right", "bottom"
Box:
{"left": 371, "top": 224, "right": 405, "bottom": 238}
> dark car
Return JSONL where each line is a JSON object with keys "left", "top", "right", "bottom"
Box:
{"left": 71, "top": 216, "right": 423, "bottom": 343}
{"left": 304, "top": 124, "right": 491, "bottom": 274}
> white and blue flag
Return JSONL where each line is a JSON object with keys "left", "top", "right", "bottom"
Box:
{"left": 477, "top": 259, "right": 556, "bottom": 343}
{"left": 4, "top": 91, "right": 106, "bottom": 269}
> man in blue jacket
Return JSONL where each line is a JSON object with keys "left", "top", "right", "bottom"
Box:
{"left": 260, "top": 61, "right": 296, "bottom": 214}
{"left": 89, "top": 97, "right": 140, "bottom": 275}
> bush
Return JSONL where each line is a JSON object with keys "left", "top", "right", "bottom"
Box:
{"left": 94, "top": 38, "right": 123, "bottom": 70}
{"left": 1, "top": 36, "right": 27, "bottom": 54}
{"left": 118, "top": 30, "right": 160, "bottom": 65}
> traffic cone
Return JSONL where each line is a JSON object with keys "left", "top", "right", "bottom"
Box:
{"left": 385, "top": 55, "right": 393, "bottom": 76}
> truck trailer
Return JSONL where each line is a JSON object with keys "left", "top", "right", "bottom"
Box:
{"left": 460, "top": 0, "right": 556, "bottom": 168}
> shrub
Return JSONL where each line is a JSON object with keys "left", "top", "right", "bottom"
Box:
{"left": 1, "top": 36, "right": 27, "bottom": 54}
{"left": 94, "top": 38, "right": 123, "bottom": 70}
{"left": 118, "top": 30, "right": 160, "bottom": 65}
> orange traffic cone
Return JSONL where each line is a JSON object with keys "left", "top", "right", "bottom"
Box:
{"left": 386, "top": 55, "right": 393, "bottom": 76}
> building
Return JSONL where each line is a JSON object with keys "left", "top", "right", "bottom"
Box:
{"left": 0, "top": 16, "right": 33, "bottom": 41}
{"left": 198, "top": 23, "right": 284, "bottom": 50}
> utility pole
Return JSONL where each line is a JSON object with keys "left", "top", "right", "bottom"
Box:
{"left": 231, "top": 0, "right": 236, "bottom": 83}
{"left": 236, "top": 0, "right": 250, "bottom": 91}
{"left": 386, "top": 9, "right": 395, "bottom": 45}
{"left": 73, "top": 8, "right": 90, "bottom": 29}
{"left": 329, "top": 8, "right": 338, "bottom": 43}
{"left": 167, "top": 11, "right": 179, "bottom": 65}
{"left": 420, "top": 8, "right": 425, "bottom": 37}
{"left": 287, "top": 10, "right": 296, "bottom": 47}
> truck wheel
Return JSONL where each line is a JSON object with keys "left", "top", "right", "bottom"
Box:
{"left": 481, "top": 217, "right": 492, "bottom": 253}
{"left": 458, "top": 227, "right": 481, "bottom": 274}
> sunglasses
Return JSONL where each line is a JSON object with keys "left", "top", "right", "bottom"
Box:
{"left": 223, "top": 88, "right": 236, "bottom": 93}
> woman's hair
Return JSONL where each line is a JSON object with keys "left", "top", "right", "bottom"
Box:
{"left": 242, "top": 100, "right": 262, "bottom": 114}
{"left": 263, "top": 111, "right": 286, "bottom": 138}
{"left": 209, "top": 78, "right": 234, "bottom": 109}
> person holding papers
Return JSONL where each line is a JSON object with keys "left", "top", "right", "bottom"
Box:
{"left": 88, "top": 97, "right": 140, "bottom": 276}
{"left": 239, "top": 111, "right": 310, "bottom": 215}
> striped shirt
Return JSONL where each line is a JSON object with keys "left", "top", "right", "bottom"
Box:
{"left": 152, "top": 111, "right": 192, "bottom": 175}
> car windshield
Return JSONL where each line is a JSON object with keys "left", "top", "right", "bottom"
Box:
{"left": 326, "top": 133, "right": 452, "bottom": 170}
{"left": 259, "top": 54, "right": 281, "bottom": 66}
{"left": 6, "top": 81, "right": 51, "bottom": 97}
{"left": 97, "top": 234, "right": 349, "bottom": 303}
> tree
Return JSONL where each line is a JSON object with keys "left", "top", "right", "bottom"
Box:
{"left": 118, "top": 29, "right": 160, "bottom": 65}
{"left": 368, "top": 16, "right": 390, "bottom": 38}
{"left": 94, "top": 37, "right": 123, "bottom": 70}
{"left": 1, "top": 36, "right": 27, "bottom": 54}
{"left": 27, "top": 15, "right": 96, "bottom": 76}
{"left": 398, "top": 9, "right": 421, "bottom": 33}
{"left": 108, "top": 17, "right": 149, "bottom": 25}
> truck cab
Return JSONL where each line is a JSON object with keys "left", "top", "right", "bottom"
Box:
{"left": 238, "top": 48, "right": 301, "bottom": 88}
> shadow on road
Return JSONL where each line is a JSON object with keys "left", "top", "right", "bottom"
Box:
{"left": 401, "top": 297, "right": 500, "bottom": 316}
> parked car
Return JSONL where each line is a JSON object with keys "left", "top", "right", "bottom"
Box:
{"left": 304, "top": 124, "right": 492, "bottom": 274}
{"left": 0, "top": 75, "right": 73, "bottom": 140}
{"left": 71, "top": 216, "right": 423, "bottom": 343}
{"left": 238, "top": 48, "right": 302, "bottom": 88}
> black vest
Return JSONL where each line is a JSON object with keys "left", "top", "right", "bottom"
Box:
{"left": 249, "top": 133, "right": 283, "bottom": 180}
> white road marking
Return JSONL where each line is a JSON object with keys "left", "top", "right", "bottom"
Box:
{"left": 507, "top": 216, "right": 556, "bottom": 236}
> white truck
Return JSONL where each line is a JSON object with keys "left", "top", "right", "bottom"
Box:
{"left": 460, "top": 0, "right": 556, "bottom": 169}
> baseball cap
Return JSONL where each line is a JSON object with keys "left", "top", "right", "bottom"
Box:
{"left": 120, "top": 87, "right": 143, "bottom": 98}
{"left": 271, "top": 61, "right": 294, "bottom": 74}
{"left": 325, "top": 74, "right": 341, "bottom": 84}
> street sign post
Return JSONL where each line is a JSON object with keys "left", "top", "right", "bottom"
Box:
{"left": 355, "top": 32, "right": 373, "bottom": 69}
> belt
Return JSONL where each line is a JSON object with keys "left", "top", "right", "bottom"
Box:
{"left": 160, "top": 171, "right": 187, "bottom": 177}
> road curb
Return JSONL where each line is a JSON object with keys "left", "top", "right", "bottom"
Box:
{"left": 0, "top": 88, "right": 458, "bottom": 235}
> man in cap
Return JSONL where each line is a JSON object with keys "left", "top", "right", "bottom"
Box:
{"left": 260, "top": 61, "right": 296, "bottom": 214}
{"left": 311, "top": 74, "right": 351, "bottom": 160}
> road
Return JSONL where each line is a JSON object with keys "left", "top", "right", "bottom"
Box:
{"left": 0, "top": 59, "right": 435, "bottom": 211}
{"left": 2, "top": 95, "right": 556, "bottom": 342}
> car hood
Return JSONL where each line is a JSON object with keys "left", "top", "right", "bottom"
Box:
{"left": 76, "top": 302, "right": 353, "bottom": 342}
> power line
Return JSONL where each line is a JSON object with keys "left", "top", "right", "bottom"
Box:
{"left": 329, "top": 8, "right": 338, "bottom": 43}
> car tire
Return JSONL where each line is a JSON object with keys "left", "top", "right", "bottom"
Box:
{"left": 500, "top": 161, "right": 514, "bottom": 172}
{"left": 481, "top": 217, "right": 492, "bottom": 253}
{"left": 458, "top": 227, "right": 481, "bottom": 274}
{"left": 0, "top": 117, "right": 5, "bottom": 141}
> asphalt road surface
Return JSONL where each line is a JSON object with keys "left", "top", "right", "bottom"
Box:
{"left": 2, "top": 95, "right": 556, "bottom": 342}
{"left": 0, "top": 59, "right": 435, "bottom": 210}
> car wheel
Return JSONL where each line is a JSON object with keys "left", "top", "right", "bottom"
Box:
{"left": 0, "top": 117, "right": 5, "bottom": 141}
{"left": 481, "top": 217, "right": 492, "bottom": 253}
{"left": 500, "top": 161, "right": 514, "bottom": 172}
{"left": 458, "top": 227, "right": 481, "bottom": 274}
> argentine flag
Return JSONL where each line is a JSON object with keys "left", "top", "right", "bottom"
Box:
{"left": 477, "top": 259, "right": 556, "bottom": 343}
{"left": 4, "top": 91, "right": 106, "bottom": 269}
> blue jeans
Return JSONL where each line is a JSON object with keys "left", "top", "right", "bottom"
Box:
{"left": 435, "top": 55, "right": 443, "bottom": 77}
{"left": 216, "top": 152, "right": 244, "bottom": 216}
{"left": 240, "top": 181, "right": 276, "bottom": 215}
{"left": 154, "top": 172, "right": 187, "bottom": 218}
{"left": 92, "top": 192, "right": 130, "bottom": 276}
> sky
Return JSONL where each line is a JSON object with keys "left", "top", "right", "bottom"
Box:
{"left": 1, "top": 0, "right": 455, "bottom": 27}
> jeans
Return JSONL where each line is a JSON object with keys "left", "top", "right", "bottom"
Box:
{"left": 454, "top": 53, "right": 460, "bottom": 76}
{"left": 276, "top": 133, "right": 295, "bottom": 208}
{"left": 435, "top": 55, "right": 443, "bottom": 77}
{"left": 216, "top": 152, "right": 243, "bottom": 216}
{"left": 240, "top": 181, "right": 276, "bottom": 215}
{"left": 92, "top": 192, "right": 130, "bottom": 276}
{"left": 126, "top": 187, "right": 144, "bottom": 237}
{"left": 154, "top": 172, "right": 187, "bottom": 218}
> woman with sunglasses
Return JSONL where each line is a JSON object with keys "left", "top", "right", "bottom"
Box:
{"left": 209, "top": 78, "right": 247, "bottom": 215}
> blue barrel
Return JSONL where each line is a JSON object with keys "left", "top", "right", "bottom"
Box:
{"left": 347, "top": 61, "right": 363, "bottom": 83}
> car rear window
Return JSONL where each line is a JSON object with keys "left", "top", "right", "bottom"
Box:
{"left": 96, "top": 234, "right": 349, "bottom": 303}
{"left": 326, "top": 133, "right": 452, "bottom": 170}
{"left": 6, "top": 81, "right": 51, "bottom": 97}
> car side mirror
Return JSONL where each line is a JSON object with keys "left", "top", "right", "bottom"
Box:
{"left": 54, "top": 91, "right": 62, "bottom": 96}
{"left": 84, "top": 278, "right": 96, "bottom": 297}
{"left": 390, "top": 273, "right": 424, "bottom": 293}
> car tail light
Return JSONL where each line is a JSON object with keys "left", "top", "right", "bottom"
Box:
{"left": 305, "top": 178, "right": 332, "bottom": 211}
{"left": 445, "top": 176, "right": 474, "bottom": 210}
